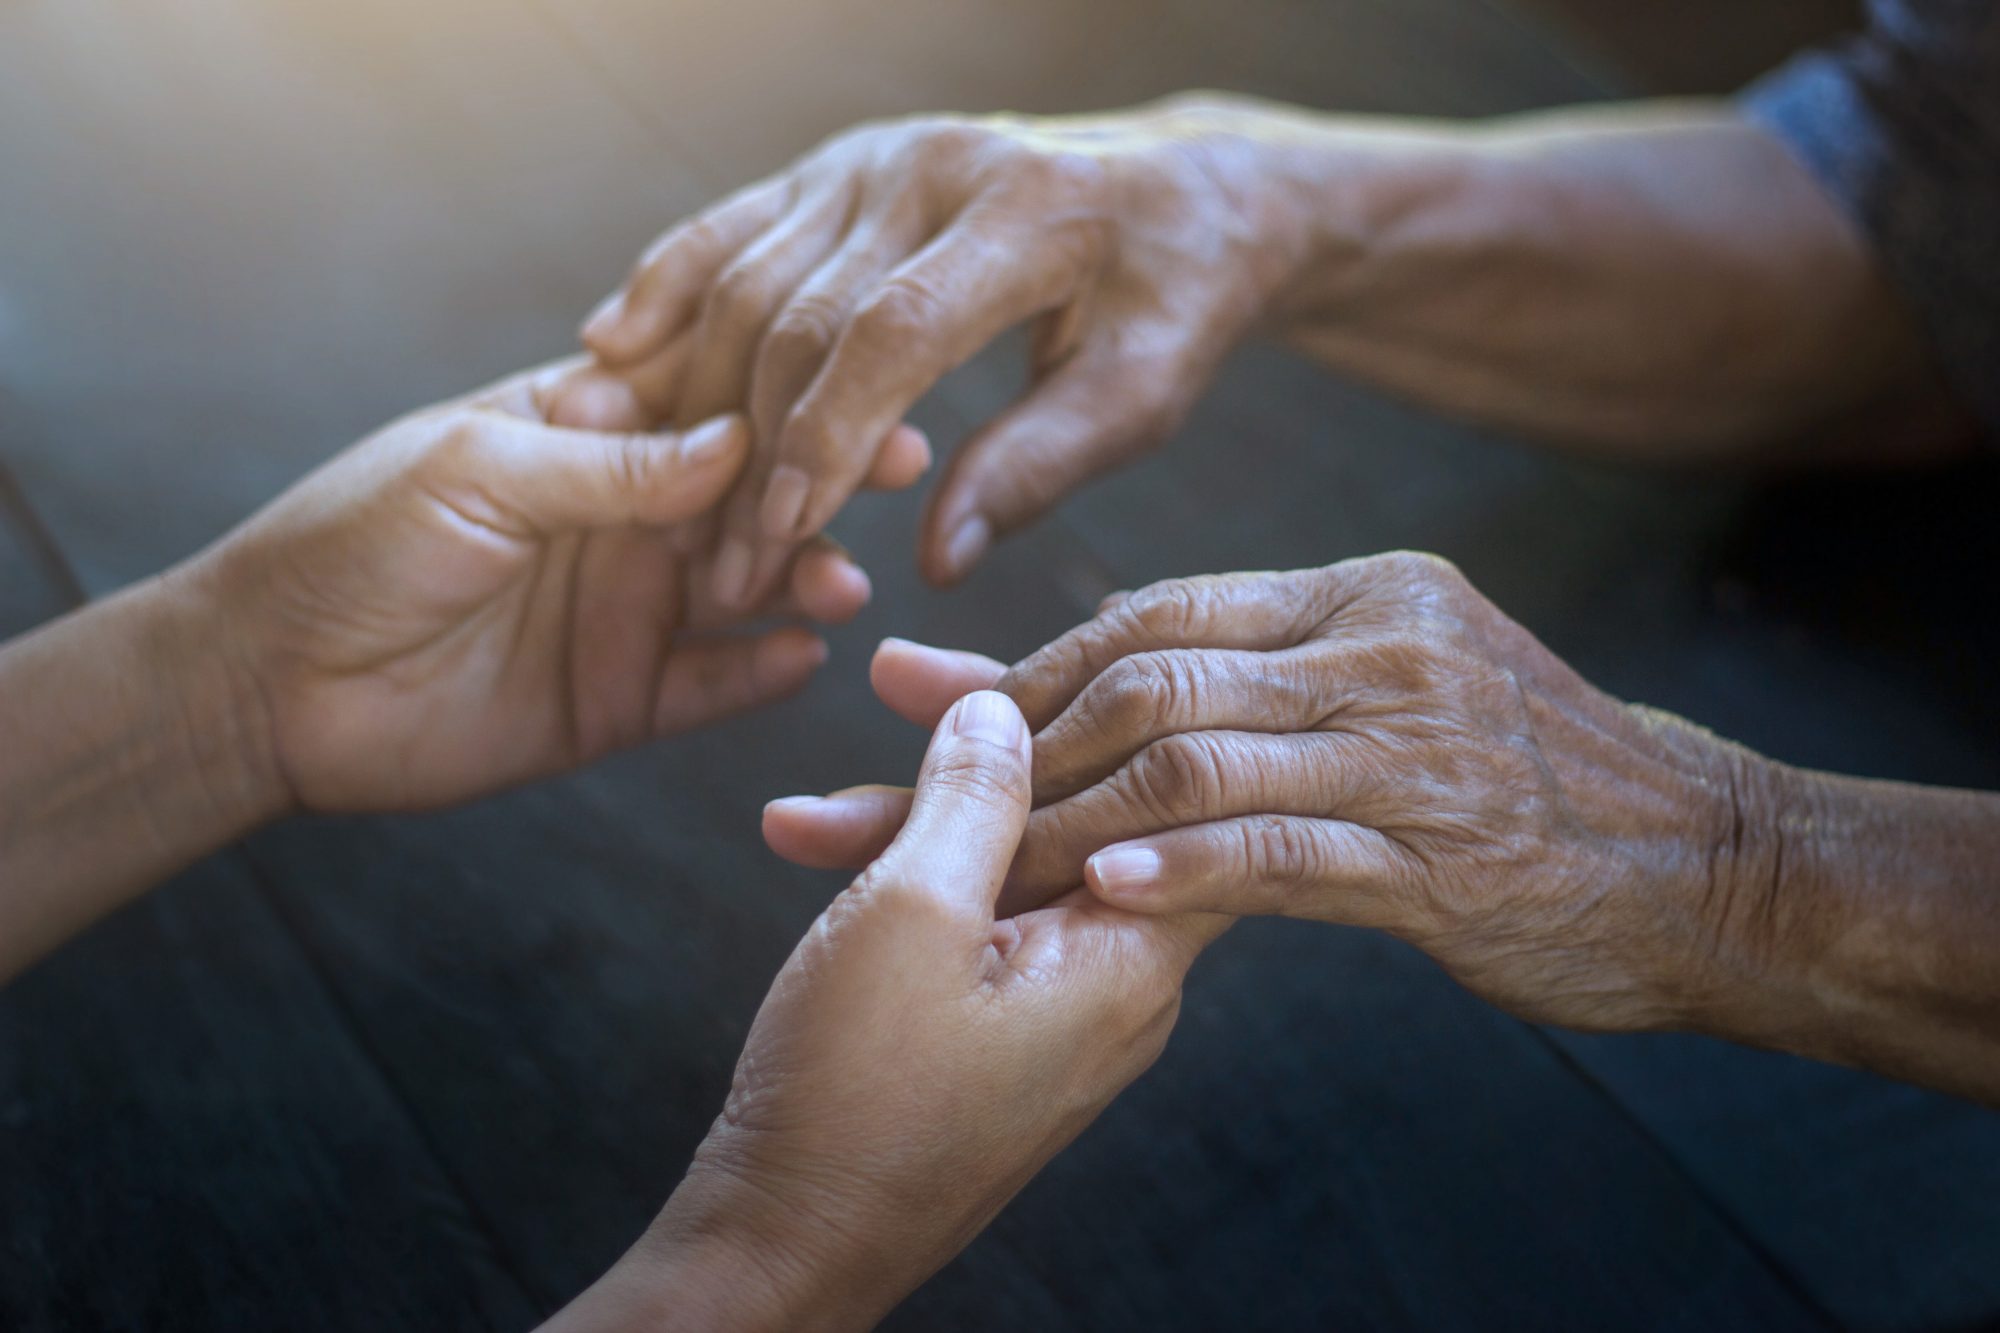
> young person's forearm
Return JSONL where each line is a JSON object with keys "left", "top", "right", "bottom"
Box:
{"left": 1174, "top": 94, "right": 1967, "bottom": 461}
{"left": 0, "top": 567, "right": 286, "bottom": 979}
{"left": 1706, "top": 763, "right": 2000, "bottom": 1104}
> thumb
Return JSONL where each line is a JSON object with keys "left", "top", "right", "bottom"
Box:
{"left": 446, "top": 410, "right": 749, "bottom": 534}
{"left": 864, "top": 691, "right": 1031, "bottom": 920}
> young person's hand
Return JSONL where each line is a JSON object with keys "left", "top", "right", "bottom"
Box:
{"left": 197, "top": 363, "right": 896, "bottom": 813}
{"left": 546, "top": 692, "right": 1227, "bottom": 1331}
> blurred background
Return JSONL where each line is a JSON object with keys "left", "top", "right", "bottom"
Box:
{"left": 6, "top": 1, "right": 1999, "bottom": 1329}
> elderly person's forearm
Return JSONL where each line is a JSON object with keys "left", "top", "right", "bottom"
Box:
{"left": 570, "top": 94, "right": 1973, "bottom": 594}
{"left": 1179, "top": 94, "right": 1968, "bottom": 461}
{"left": 1705, "top": 767, "right": 2000, "bottom": 1103}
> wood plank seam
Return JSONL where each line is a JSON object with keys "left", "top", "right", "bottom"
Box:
{"left": 2, "top": 406, "right": 540, "bottom": 1322}
{"left": 1525, "top": 1023, "right": 1843, "bottom": 1329}
{"left": 234, "top": 838, "right": 551, "bottom": 1318}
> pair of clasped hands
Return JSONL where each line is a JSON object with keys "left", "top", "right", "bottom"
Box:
{"left": 147, "top": 111, "right": 1790, "bottom": 1329}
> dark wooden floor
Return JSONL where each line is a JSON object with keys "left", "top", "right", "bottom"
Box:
{"left": 4, "top": 1, "right": 1998, "bottom": 1329}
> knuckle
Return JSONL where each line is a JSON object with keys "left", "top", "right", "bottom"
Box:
{"left": 761, "top": 298, "right": 843, "bottom": 369}
{"left": 1122, "top": 579, "right": 1207, "bottom": 643}
{"left": 1088, "top": 656, "right": 1174, "bottom": 734}
{"left": 607, "top": 433, "right": 660, "bottom": 499}
{"left": 704, "top": 261, "right": 778, "bottom": 330}
{"left": 1019, "top": 148, "right": 1106, "bottom": 197}
{"left": 910, "top": 118, "right": 987, "bottom": 163}
{"left": 924, "top": 751, "right": 1025, "bottom": 810}
{"left": 844, "top": 862, "right": 937, "bottom": 924}
{"left": 1128, "top": 732, "right": 1226, "bottom": 822}
{"left": 844, "top": 859, "right": 901, "bottom": 909}
{"left": 1375, "top": 549, "right": 1466, "bottom": 594}
{"left": 648, "top": 214, "right": 722, "bottom": 272}
{"left": 854, "top": 276, "right": 944, "bottom": 346}
{"left": 434, "top": 417, "right": 493, "bottom": 467}
{"left": 1244, "top": 816, "right": 1320, "bottom": 887}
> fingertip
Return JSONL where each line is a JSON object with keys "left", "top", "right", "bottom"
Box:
{"left": 942, "top": 688, "right": 1027, "bottom": 753}
{"left": 710, "top": 536, "right": 757, "bottom": 609}
{"left": 943, "top": 514, "right": 992, "bottom": 580}
{"left": 792, "top": 546, "right": 872, "bottom": 624}
{"left": 1085, "top": 845, "right": 1165, "bottom": 904}
{"left": 752, "top": 626, "right": 831, "bottom": 695}
{"left": 762, "top": 786, "right": 913, "bottom": 870}
{"left": 761, "top": 795, "right": 825, "bottom": 863}
{"left": 580, "top": 292, "right": 626, "bottom": 350}
{"left": 754, "top": 464, "right": 808, "bottom": 541}
{"left": 646, "top": 417, "right": 750, "bottom": 525}
{"left": 921, "top": 504, "right": 990, "bottom": 587}
{"left": 863, "top": 424, "right": 933, "bottom": 492}
{"left": 582, "top": 291, "right": 659, "bottom": 366}
{"left": 543, "top": 369, "right": 644, "bottom": 431}
{"left": 680, "top": 413, "right": 751, "bottom": 466}
{"left": 869, "top": 637, "right": 1008, "bottom": 726}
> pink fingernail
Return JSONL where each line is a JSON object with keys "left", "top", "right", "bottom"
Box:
{"left": 1089, "top": 846, "right": 1161, "bottom": 895}
{"left": 944, "top": 515, "right": 991, "bottom": 577}
{"left": 712, "top": 538, "right": 755, "bottom": 607}
{"left": 682, "top": 416, "right": 740, "bottom": 464}
{"left": 951, "top": 690, "right": 1025, "bottom": 749}
{"left": 765, "top": 795, "right": 824, "bottom": 815}
{"left": 761, "top": 465, "right": 813, "bottom": 539}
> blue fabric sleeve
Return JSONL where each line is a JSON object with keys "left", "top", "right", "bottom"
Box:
{"left": 1744, "top": 1, "right": 2000, "bottom": 434}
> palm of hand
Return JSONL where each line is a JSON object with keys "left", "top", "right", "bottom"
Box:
{"left": 206, "top": 373, "right": 838, "bottom": 815}
{"left": 268, "top": 519, "right": 694, "bottom": 813}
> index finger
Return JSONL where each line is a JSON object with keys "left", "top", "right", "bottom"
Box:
{"left": 755, "top": 197, "right": 1104, "bottom": 544}
{"left": 999, "top": 570, "right": 1340, "bottom": 730}
{"left": 582, "top": 178, "right": 794, "bottom": 366}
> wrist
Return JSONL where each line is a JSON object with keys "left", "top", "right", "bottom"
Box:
{"left": 550, "top": 1158, "right": 873, "bottom": 1333}
{"left": 141, "top": 559, "right": 296, "bottom": 836}
{"left": 1672, "top": 745, "right": 1840, "bottom": 1052}
{"left": 1127, "top": 92, "right": 1326, "bottom": 323}
{"left": 1139, "top": 95, "right": 1487, "bottom": 334}
{"left": 633, "top": 1143, "right": 885, "bottom": 1333}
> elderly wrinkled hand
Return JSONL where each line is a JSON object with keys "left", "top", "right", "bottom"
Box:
{"left": 546, "top": 691, "right": 1227, "bottom": 1331}
{"left": 555, "top": 98, "right": 1296, "bottom": 601}
{"left": 768, "top": 553, "right": 1791, "bottom": 1034}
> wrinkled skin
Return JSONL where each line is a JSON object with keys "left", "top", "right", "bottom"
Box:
{"left": 200, "top": 361, "right": 927, "bottom": 814}
{"left": 767, "top": 554, "right": 1786, "bottom": 1033}
{"left": 557, "top": 100, "right": 1289, "bottom": 601}
{"left": 548, "top": 693, "right": 1227, "bottom": 1331}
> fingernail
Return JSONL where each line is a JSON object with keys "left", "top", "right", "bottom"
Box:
{"left": 712, "top": 538, "right": 755, "bottom": 607}
{"left": 844, "top": 563, "right": 874, "bottom": 610}
{"left": 765, "top": 795, "right": 824, "bottom": 815}
{"left": 951, "top": 689, "right": 1024, "bottom": 749}
{"left": 682, "top": 415, "right": 740, "bottom": 464}
{"left": 581, "top": 293, "right": 625, "bottom": 342}
{"left": 944, "top": 514, "right": 991, "bottom": 577}
{"left": 768, "top": 787, "right": 873, "bottom": 817}
{"left": 1089, "top": 846, "right": 1161, "bottom": 895}
{"left": 760, "top": 465, "right": 813, "bottom": 539}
